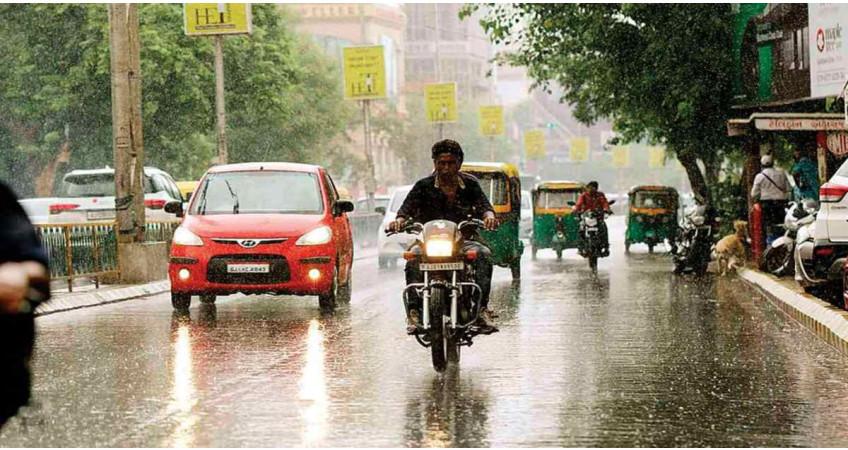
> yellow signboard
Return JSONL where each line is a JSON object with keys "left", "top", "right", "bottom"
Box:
{"left": 570, "top": 137, "right": 589, "bottom": 162}
{"left": 648, "top": 146, "right": 666, "bottom": 168}
{"left": 342, "top": 46, "right": 386, "bottom": 100}
{"left": 184, "top": 3, "right": 252, "bottom": 36}
{"left": 479, "top": 106, "right": 504, "bottom": 136}
{"left": 525, "top": 130, "right": 546, "bottom": 160}
{"left": 425, "top": 83, "right": 458, "bottom": 123}
{"left": 612, "top": 145, "right": 630, "bottom": 168}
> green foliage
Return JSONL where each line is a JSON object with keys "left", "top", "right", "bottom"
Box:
{"left": 0, "top": 4, "right": 351, "bottom": 196}
{"left": 466, "top": 4, "right": 737, "bottom": 202}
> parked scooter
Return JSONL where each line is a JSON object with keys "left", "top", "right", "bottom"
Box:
{"left": 673, "top": 202, "right": 716, "bottom": 275}
{"left": 761, "top": 200, "right": 816, "bottom": 276}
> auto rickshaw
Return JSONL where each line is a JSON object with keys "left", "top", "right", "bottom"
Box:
{"left": 530, "top": 181, "right": 585, "bottom": 260}
{"left": 625, "top": 185, "right": 680, "bottom": 253}
{"left": 176, "top": 180, "right": 198, "bottom": 202}
{"left": 460, "top": 162, "right": 524, "bottom": 279}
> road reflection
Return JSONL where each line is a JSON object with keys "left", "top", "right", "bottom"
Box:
{"left": 167, "top": 317, "right": 197, "bottom": 448}
{"left": 298, "top": 319, "right": 328, "bottom": 446}
{"left": 404, "top": 370, "right": 490, "bottom": 447}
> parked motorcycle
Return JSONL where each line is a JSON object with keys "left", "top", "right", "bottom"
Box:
{"left": 673, "top": 203, "right": 715, "bottom": 275}
{"left": 761, "top": 200, "right": 816, "bottom": 276}
{"left": 571, "top": 201, "right": 615, "bottom": 274}
{"left": 386, "top": 218, "right": 496, "bottom": 372}
{"left": 792, "top": 203, "right": 845, "bottom": 295}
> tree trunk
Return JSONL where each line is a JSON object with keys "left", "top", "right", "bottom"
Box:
{"left": 676, "top": 149, "right": 710, "bottom": 204}
{"left": 34, "top": 138, "right": 71, "bottom": 197}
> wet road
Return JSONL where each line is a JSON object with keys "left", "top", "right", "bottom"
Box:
{"left": 3, "top": 217, "right": 848, "bottom": 447}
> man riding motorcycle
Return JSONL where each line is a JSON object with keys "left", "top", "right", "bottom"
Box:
{"left": 386, "top": 139, "right": 498, "bottom": 331}
{"left": 572, "top": 181, "right": 612, "bottom": 257}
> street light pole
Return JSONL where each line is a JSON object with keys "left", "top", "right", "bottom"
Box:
{"left": 362, "top": 100, "right": 377, "bottom": 213}
{"left": 214, "top": 35, "right": 228, "bottom": 164}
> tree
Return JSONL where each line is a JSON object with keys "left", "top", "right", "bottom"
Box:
{"left": 464, "top": 4, "right": 736, "bottom": 203}
{"left": 0, "top": 4, "right": 352, "bottom": 196}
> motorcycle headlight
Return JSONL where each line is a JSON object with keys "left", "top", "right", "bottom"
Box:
{"left": 296, "top": 226, "right": 332, "bottom": 246}
{"left": 636, "top": 216, "right": 643, "bottom": 223}
{"left": 426, "top": 239, "right": 453, "bottom": 257}
{"left": 173, "top": 227, "right": 203, "bottom": 246}
{"left": 692, "top": 216, "right": 705, "bottom": 226}
{"left": 585, "top": 217, "right": 598, "bottom": 227}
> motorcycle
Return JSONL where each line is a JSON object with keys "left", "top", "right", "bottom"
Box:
{"left": 761, "top": 200, "right": 816, "bottom": 276}
{"left": 387, "top": 218, "right": 496, "bottom": 372}
{"left": 673, "top": 203, "right": 715, "bottom": 275}
{"left": 570, "top": 201, "right": 615, "bottom": 274}
{"left": 792, "top": 204, "right": 845, "bottom": 296}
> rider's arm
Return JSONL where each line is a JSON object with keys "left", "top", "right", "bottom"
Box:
{"left": 395, "top": 180, "right": 426, "bottom": 225}
{"left": 573, "top": 193, "right": 586, "bottom": 213}
{"left": 600, "top": 194, "right": 611, "bottom": 213}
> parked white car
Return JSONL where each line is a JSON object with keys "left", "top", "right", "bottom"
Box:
{"left": 48, "top": 166, "right": 183, "bottom": 223}
{"left": 18, "top": 197, "right": 64, "bottom": 224}
{"left": 800, "top": 161, "right": 848, "bottom": 286}
{"left": 377, "top": 185, "right": 414, "bottom": 269}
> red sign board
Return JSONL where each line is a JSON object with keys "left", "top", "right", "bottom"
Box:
{"left": 755, "top": 118, "right": 847, "bottom": 131}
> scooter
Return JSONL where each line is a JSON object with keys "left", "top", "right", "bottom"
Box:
{"left": 673, "top": 203, "right": 715, "bottom": 275}
{"left": 791, "top": 203, "right": 845, "bottom": 295}
{"left": 386, "top": 218, "right": 496, "bottom": 372}
{"left": 761, "top": 200, "right": 816, "bottom": 276}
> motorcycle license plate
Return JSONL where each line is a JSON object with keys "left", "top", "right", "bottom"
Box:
{"left": 586, "top": 227, "right": 598, "bottom": 232}
{"left": 420, "top": 262, "right": 464, "bottom": 271}
{"left": 227, "top": 263, "right": 270, "bottom": 273}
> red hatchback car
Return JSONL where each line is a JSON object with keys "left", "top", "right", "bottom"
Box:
{"left": 166, "top": 163, "right": 354, "bottom": 311}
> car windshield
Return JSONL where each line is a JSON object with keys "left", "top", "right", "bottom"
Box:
{"left": 536, "top": 190, "right": 579, "bottom": 209}
{"left": 473, "top": 172, "right": 508, "bottom": 206}
{"left": 389, "top": 189, "right": 411, "bottom": 212}
{"left": 61, "top": 173, "right": 152, "bottom": 197}
{"left": 633, "top": 191, "right": 674, "bottom": 209}
{"left": 191, "top": 171, "right": 323, "bottom": 215}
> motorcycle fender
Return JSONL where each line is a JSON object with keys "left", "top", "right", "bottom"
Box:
{"left": 769, "top": 236, "right": 793, "bottom": 249}
{"left": 827, "top": 258, "right": 846, "bottom": 281}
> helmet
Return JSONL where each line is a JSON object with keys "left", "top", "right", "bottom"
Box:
{"left": 760, "top": 155, "right": 773, "bottom": 167}
{"left": 431, "top": 139, "right": 464, "bottom": 163}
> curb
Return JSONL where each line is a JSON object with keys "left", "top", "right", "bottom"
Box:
{"left": 737, "top": 268, "right": 848, "bottom": 355}
{"left": 36, "top": 280, "right": 171, "bottom": 316}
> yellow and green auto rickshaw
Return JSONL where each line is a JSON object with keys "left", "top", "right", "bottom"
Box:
{"left": 530, "top": 181, "right": 585, "bottom": 260}
{"left": 460, "top": 162, "right": 524, "bottom": 279}
{"left": 625, "top": 185, "right": 680, "bottom": 254}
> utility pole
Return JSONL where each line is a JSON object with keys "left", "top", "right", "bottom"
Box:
{"left": 214, "top": 35, "right": 228, "bottom": 164}
{"left": 109, "top": 3, "right": 145, "bottom": 243}
{"left": 362, "top": 100, "right": 376, "bottom": 213}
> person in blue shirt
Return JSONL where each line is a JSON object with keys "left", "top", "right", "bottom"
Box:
{"left": 791, "top": 145, "right": 820, "bottom": 202}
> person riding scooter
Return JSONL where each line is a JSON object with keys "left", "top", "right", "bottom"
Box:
{"left": 386, "top": 139, "right": 498, "bottom": 331}
{"left": 573, "top": 181, "right": 612, "bottom": 256}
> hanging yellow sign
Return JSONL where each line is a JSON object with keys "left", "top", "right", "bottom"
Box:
{"left": 342, "top": 46, "right": 386, "bottom": 100}
{"left": 612, "top": 145, "right": 630, "bottom": 168}
{"left": 184, "top": 3, "right": 252, "bottom": 36}
{"left": 425, "top": 83, "right": 458, "bottom": 123}
{"left": 525, "top": 130, "right": 546, "bottom": 160}
{"left": 648, "top": 146, "right": 666, "bottom": 168}
{"left": 570, "top": 137, "right": 589, "bottom": 162}
{"left": 479, "top": 106, "right": 504, "bottom": 136}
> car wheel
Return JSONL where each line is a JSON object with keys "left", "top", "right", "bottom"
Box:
{"left": 319, "top": 269, "right": 338, "bottom": 312}
{"left": 171, "top": 293, "right": 191, "bottom": 310}
{"left": 199, "top": 294, "right": 216, "bottom": 304}
{"left": 338, "top": 265, "right": 352, "bottom": 304}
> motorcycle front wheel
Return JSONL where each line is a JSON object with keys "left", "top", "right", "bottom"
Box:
{"left": 429, "top": 286, "right": 448, "bottom": 372}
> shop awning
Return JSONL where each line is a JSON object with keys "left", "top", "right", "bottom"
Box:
{"left": 727, "top": 113, "right": 847, "bottom": 136}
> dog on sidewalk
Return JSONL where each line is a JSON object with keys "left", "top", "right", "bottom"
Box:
{"left": 712, "top": 220, "right": 748, "bottom": 276}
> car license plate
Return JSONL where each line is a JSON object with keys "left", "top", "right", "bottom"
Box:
{"left": 87, "top": 210, "right": 115, "bottom": 221}
{"left": 227, "top": 263, "right": 270, "bottom": 274}
{"left": 420, "top": 262, "right": 464, "bottom": 271}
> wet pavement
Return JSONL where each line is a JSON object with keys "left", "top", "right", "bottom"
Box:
{"left": 3, "top": 217, "right": 848, "bottom": 447}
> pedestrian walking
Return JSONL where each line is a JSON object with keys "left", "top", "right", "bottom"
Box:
{"left": 0, "top": 181, "right": 50, "bottom": 428}
{"left": 791, "top": 143, "right": 820, "bottom": 202}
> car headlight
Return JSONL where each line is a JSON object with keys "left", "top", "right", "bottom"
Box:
{"left": 173, "top": 227, "right": 203, "bottom": 246}
{"left": 296, "top": 226, "right": 332, "bottom": 246}
{"left": 426, "top": 239, "right": 453, "bottom": 257}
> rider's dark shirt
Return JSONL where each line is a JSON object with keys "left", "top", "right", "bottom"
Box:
{"left": 396, "top": 172, "right": 494, "bottom": 224}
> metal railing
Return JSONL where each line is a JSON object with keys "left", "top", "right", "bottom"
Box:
{"left": 36, "top": 221, "right": 180, "bottom": 292}
{"left": 349, "top": 213, "right": 384, "bottom": 248}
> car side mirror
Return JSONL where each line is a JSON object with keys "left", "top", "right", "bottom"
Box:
{"left": 334, "top": 200, "right": 354, "bottom": 216}
{"left": 164, "top": 200, "right": 184, "bottom": 218}
{"left": 567, "top": 201, "right": 576, "bottom": 206}
{"left": 375, "top": 206, "right": 386, "bottom": 215}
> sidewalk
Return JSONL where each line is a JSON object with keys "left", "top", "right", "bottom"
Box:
{"left": 38, "top": 245, "right": 380, "bottom": 316}
{"left": 737, "top": 268, "right": 848, "bottom": 356}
